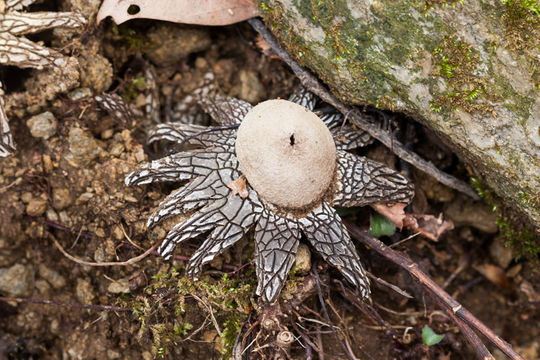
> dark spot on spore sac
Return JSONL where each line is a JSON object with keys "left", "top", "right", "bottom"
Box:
{"left": 127, "top": 4, "right": 141, "bottom": 15}
{"left": 290, "top": 134, "right": 295, "bottom": 146}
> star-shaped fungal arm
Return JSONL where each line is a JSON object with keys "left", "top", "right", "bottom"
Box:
{"left": 0, "top": 2, "right": 85, "bottom": 69}
{"left": 334, "top": 150, "right": 415, "bottom": 207}
{"left": 288, "top": 87, "right": 372, "bottom": 150}
{"left": 179, "top": 73, "right": 252, "bottom": 126}
{"left": 299, "top": 202, "right": 370, "bottom": 299}
{"left": 254, "top": 208, "right": 300, "bottom": 303}
{"left": 185, "top": 194, "right": 261, "bottom": 276}
{"left": 0, "top": 83, "right": 15, "bottom": 157}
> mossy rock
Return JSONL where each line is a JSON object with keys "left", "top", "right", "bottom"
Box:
{"left": 257, "top": 0, "right": 540, "bottom": 232}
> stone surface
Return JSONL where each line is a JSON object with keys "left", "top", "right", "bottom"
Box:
{"left": 26, "top": 111, "right": 57, "bottom": 139}
{"left": 0, "top": 264, "right": 33, "bottom": 297}
{"left": 38, "top": 264, "right": 66, "bottom": 289}
{"left": 294, "top": 243, "right": 311, "bottom": 275}
{"left": 258, "top": 0, "right": 540, "bottom": 228}
{"left": 26, "top": 197, "right": 47, "bottom": 217}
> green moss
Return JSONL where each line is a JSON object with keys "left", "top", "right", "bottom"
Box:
{"left": 121, "top": 269, "right": 254, "bottom": 359}
{"left": 501, "top": 0, "right": 540, "bottom": 51}
{"left": 430, "top": 36, "right": 497, "bottom": 114}
{"left": 424, "top": 0, "right": 464, "bottom": 10}
{"left": 471, "top": 177, "right": 539, "bottom": 257}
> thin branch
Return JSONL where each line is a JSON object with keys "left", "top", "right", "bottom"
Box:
{"left": 366, "top": 272, "right": 413, "bottom": 298}
{"left": 49, "top": 232, "right": 159, "bottom": 267}
{"left": 431, "top": 295, "right": 494, "bottom": 360}
{"left": 345, "top": 223, "right": 524, "bottom": 360}
{"left": 312, "top": 269, "right": 357, "bottom": 360}
{"left": 0, "top": 296, "right": 131, "bottom": 312}
{"left": 248, "top": 18, "right": 479, "bottom": 200}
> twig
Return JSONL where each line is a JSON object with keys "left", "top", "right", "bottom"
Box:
{"left": 192, "top": 293, "right": 222, "bottom": 336}
{"left": 248, "top": 18, "right": 479, "bottom": 200}
{"left": 443, "top": 254, "right": 469, "bottom": 289}
{"left": 49, "top": 232, "right": 159, "bottom": 267}
{"left": 120, "top": 222, "right": 145, "bottom": 251}
{"left": 312, "top": 269, "right": 357, "bottom": 360}
{"left": 366, "top": 272, "right": 413, "bottom": 298}
{"left": 241, "top": 319, "right": 260, "bottom": 356}
{"left": 0, "top": 296, "right": 131, "bottom": 312}
{"left": 430, "top": 295, "right": 494, "bottom": 360}
{"left": 345, "top": 223, "right": 524, "bottom": 360}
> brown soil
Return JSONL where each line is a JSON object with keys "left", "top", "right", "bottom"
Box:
{"left": 0, "top": 1, "right": 538, "bottom": 359}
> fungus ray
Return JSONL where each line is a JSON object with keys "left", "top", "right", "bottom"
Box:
{"left": 0, "top": 84, "right": 15, "bottom": 157}
{"left": 125, "top": 147, "right": 236, "bottom": 185}
{"left": 320, "top": 112, "right": 373, "bottom": 150}
{"left": 254, "top": 209, "right": 300, "bottom": 303}
{"left": 288, "top": 86, "right": 317, "bottom": 110}
{"left": 147, "top": 171, "right": 232, "bottom": 228}
{"left": 186, "top": 197, "right": 262, "bottom": 276}
{"left": 159, "top": 195, "right": 262, "bottom": 260}
{"left": 148, "top": 123, "right": 235, "bottom": 148}
{"left": 334, "top": 150, "right": 415, "bottom": 207}
{"left": 299, "top": 202, "right": 370, "bottom": 299}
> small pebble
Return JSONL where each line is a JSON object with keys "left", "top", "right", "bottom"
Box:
{"left": 26, "top": 111, "right": 57, "bottom": 139}
{"left": 68, "top": 87, "right": 93, "bottom": 100}
{"left": 294, "top": 244, "right": 312, "bottom": 275}
{"left": 0, "top": 264, "right": 33, "bottom": 296}
{"left": 107, "top": 278, "right": 130, "bottom": 294}
{"left": 52, "top": 188, "right": 72, "bottom": 210}
{"left": 26, "top": 198, "right": 47, "bottom": 216}
{"left": 76, "top": 278, "right": 95, "bottom": 304}
{"left": 39, "top": 264, "right": 66, "bottom": 289}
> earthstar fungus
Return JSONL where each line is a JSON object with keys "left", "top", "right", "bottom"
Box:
{"left": 126, "top": 80, "right": 415, "bottom": 302}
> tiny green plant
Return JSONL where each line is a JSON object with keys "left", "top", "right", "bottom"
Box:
{"left": 369, "top": 212, "right": 396, "bottom": 237}
{"left": 422, "top": 325, "right": 444, "bottom": 346}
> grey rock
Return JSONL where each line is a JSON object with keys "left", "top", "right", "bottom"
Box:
{"left": 260, "top": 0, "right": 540, "bottom": 228}
{"left": 0, "top": 264, "right": 33, "bottom": 297}
{"left": 76, "top": 278, "right": 95, "bottom": 304}
{"left": 294, "top": 244, "right": 312, "bottom": 275}
{"left": 26, "top": 111, "right": 57, "bottom": 139}
{"left": 38, "top": 264, "right": 66, "bottom": 289}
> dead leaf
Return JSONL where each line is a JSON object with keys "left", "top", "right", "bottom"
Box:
{"left": 256, "top": 35, "right": 281, "bottom": 59}
{"left": 407, "top": 213, "right": 454, "bottom": 242}
{"left": 227, "top": 175, "right": 249, "bottom": 198}
{"left": 97, "top": 0, "right": 259, "bottom": 26}
{"left": 371, "top": 203, "right": 454, "bottom": 241}
{"left": 371, "top": 203, "right": 407, "bottom": 229}
{"left": 519, "top": 280, "right": 540, "bottom": 303}
{"left": 474, "top": 263, "right": 509, "bottom": 288}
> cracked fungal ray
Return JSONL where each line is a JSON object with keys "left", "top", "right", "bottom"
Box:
{"left": 0, "top": 84, "right": 15, "bottom": 157}
{"left": 288, "top": 86, "right": 373, "bottom": 150}
{"left": 125, "top": 81, "right": 415, "bottom": 303}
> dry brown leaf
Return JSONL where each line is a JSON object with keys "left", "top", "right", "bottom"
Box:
{"left": 227, "top": 175, "right": 249, "bottom": 198}
{"left": 519, "top": 280, "right": 540, "bottom": 303}
{"left": 371, "top": 203, "right": 454, "bottom": 241}
{"left": 474, "top": 263, "right": 509, "bottom": 288}
{"left": 371, "top": 203, "right": 407, "bottom": 229}
{"left": 256, "top": 35, "right": 281, "bottom": 59}
{"left": 97, "top": 0, "right": 259, "bottom": 26}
